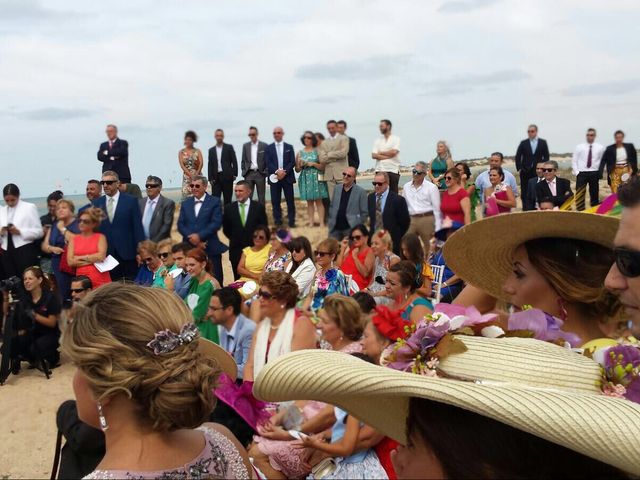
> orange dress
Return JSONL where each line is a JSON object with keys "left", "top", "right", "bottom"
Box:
{"left": 74, "top": 233, "right": 111, "bottom": 288}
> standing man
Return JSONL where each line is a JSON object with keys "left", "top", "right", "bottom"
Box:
{"left": 372, "top": 119, "right": 401, "bottom": 193}
{"left": 534, "top": 161, "right": 573, "bottom": 207}
{"left": 337, "top": 120, "right": 359, "bottom": 171}
{"left": 572, "top": 128, "right": 605, "bottom": 210}
{"left": 318, "top": 119, "right": 350, "bottom": 200}
{"left": 208, "top": 129, "right": 238, "bottom": 205}
{"left": 97, "top": 124, "right": 131, "bottom": 184}
{"left": 241, "top": 126, "right": 268, "bottom": 204}
{"left": 515, "top": 124, "right": 550, "bottom": 207}
{"left": 138, "top": 175, "right": 175, "bottom": 242}
{"left": 92, "top": 171, "right": 145, "bottom": 281}
{"left": 80, "top": 180, "right": 102, "bottom": 213}
{"left": 328, "top": 166, "right": 368, "bottom": 240}
{"left": 600, "top": 130, "right": 638, "bottom": 194}
{"left": 475, "top": 152, "right": 519, "bottom": 204}
{"left": 223, "top": 181, "right": 268, "bottom": 280}
{"left": 177, "top": 175, "right": 227, "bottom": 284}
{"left": 265, "top": 126, "right": 296, "bottom": 227}
{"left": 523, "top": 162, "right": 546, "bottom": 211}
{"left": 368, "top": 172, "right": 410, "bottom": 256}
{"left": 402, "top": 161, "right": 441, "bottom": 249}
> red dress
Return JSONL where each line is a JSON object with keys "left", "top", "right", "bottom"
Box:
{"left": 74, "top": 233, "right": 111, "bottom": 288}
{"left": 440, "top": 188, "right": 469, "bottom": 223}
{"left": 341, "top": 246, "right": 373, "bottom": 290}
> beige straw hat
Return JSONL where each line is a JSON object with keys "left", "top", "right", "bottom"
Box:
{"left": 442, "top": 211, "right": 619, "bottom": 301}
{"left": 254, "top": 336, "right": 640, "bottom": 475}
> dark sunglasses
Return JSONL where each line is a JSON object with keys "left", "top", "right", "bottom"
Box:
{"left": 145, "top": 184, "right": 160, "bottom": 189}
{"left": 349, "top": 234, "right": 362, "bottom": 241}
{"left": 528, "top": 129, "right": 536, "bottom": 133}
{"left": 315, "top": 250, "right": 331, "bottom": 257}
{"left": 586, "top": 133, "right": 595, "bottom": 137}
{"left": 79, "top": 218, "right": 92, "bottom": 224}
{"left": 614, "top": 247, "right": 640, "bottom": 278}
{"left": 189, "top": 183, "right": 203, "bottom": 188}
{"left": 248, "top": 133, "right": 257, "bottom": 137}
{"left": 372, "top": 181, "right": 385, "bottom": 187}
{"left": 445, "top": 176, "right": 453, "bottom": 181}
{"left": 304, "top": 136, "right": 313, "bottom": 140}
{"left": 253, "top": 234, "right": 266, "bottom": 240}
{"left": 70, "top": 287, "right": 87, "bottom": 293}
{"left": 412, "top": 169, "right": 426, "bottom": 176}
{"left": 159, "top": 252, "right": 170, "bottom": 259}
{"left": 542, "top": 168, "right": 555, "bottom": 172}
{"left": 100, "top": 180, "right": 116, "bottom": 185}
{"left": 257, "top": 289, "right": 274, "bottom": 299}
{"left": 342, "top": 172, "right": 353, "bottom": 178}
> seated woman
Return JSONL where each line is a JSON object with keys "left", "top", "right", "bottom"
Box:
{"left": 429, "top": 220, "right": 465, "bottom": 302}
{"left": 285, "top": 236, "right": 317, "bottom": 299}
{"left": 237, "top": 225, "right": 271, "bottom": 289}
{"left": 365, "top": 230, "right": 400, "bottom": 304}
{"left": 304, "top": 238, "right": 350, "bottom": 312}
{"left": 134, "top": 241, "right": 166, "bottom": 287}
{"left": 336, "top": 224, "right": 375, "bottom": 291}
{"left": 67, "top": 207, "right": 110, "bottom": 289}
{"left": 484, "top": 166, "right": 516, "bottom": 217}
{"left": 153, "top": 238, "right": 176, "bottom": 289}
{"left": 384, "top": 261, "right": 433, "bottom": 324}
{"left": 265, "top": 229, "right": 292, "bottom": 273}
{"left": 184, "top": 248, "right": 221, "bottom": 343}
{"left": 400, "top": 233, "right": 433, "bottom": 299}
{"left": 62, "top": 284, "right": 255, "bottom": 478}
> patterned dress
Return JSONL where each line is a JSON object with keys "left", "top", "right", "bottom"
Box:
{"left": 310, "top": 268, "right": 350, "bottom": 311}
{"left": 265, "top": 251, "right": 291, "bottom": 272}
{"left": 181, "top": 148, "right": 200, "bottom": 199}
{"left": 298, "top": 150, "right": 329, "bottom": 200}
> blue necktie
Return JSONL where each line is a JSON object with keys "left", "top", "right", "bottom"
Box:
{"left": 143, "top": 200, "right": 154, "bottom": 239}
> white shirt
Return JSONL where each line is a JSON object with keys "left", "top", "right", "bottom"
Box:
{"left": 250, "top": 141, "right": 259, "bottom": 170}
{"left": 547, "top": 178, "right": 557, "bottom": 196}
{"left": 106, "top": 190, "right": 120, "bottom": 215}
{"left": 372, "top": 134, "right": 401, "bottom": 173}
{"left": 617, "top": 146, "right": 628, "bottom": 165}
{"left": 572, "top": 142, "right": 605, "bottom": 174}
{"left": 285, "top": 257, "right": 317, "bottom": 298}
{"left": 402, "top": 180, "right": 442, "bottom": 231}
{"left": 143, "top": 196, "right": 158, "bottom": 218}
{"left": 194, "top": 194, "right": 206, "bottom": 217}
{"left": 216, "top": 145, "right": 223, "bottom": 172}
{"left": 275, "top": 142, "right": 284, "bottom": 170}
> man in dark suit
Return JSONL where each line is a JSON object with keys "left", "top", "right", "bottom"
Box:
{"left": 265, "top": 126, "right": 296, "bottom": 227}
{"left": 535, "top": 161, "right": 573, "bottom": 208}
{"left": 177, "top": 175, "right": 227, "bottom": 284}
{"left": 328, "top": 166, "right": 368, "bottom": 240}
{"left": 241, "top": 126, "right": 268, "bottom": 204}
{"left": 600, "top": 129, "right": 638, "bottom": 193}
{"left": 523, "top": 162, "right": 546, "bottom": 211}
{"left": 223, "top": 180, "right": 268, "bottom": 280}
{"left": 208, "top": 129, "right": 238, "bottom": 205}
{"left": 97, "top": 124, "right": 131, "bottom": 184}
{"left": 92, "top": 170, "right": 145, "bottom": 281}
{"left": 138, "top": 175, "right": 175, "bottom": 242}
{"left": 337, "top": 120, "right": 360, "bottom": 171}
{"left": 515, "top": 124, "right": 550, "bottom": 208}
{"left": 367, "top": 172, "right": 410, "bottom": 256}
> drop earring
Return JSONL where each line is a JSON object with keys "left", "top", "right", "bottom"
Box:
{"left": 557, "top": 298, "right": 568, "bottom": 321}
{"left": 97, "top": 401, "right": 109, "bottom": 431}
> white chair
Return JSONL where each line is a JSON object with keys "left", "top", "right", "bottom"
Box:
{"left": 430, "top": 264, "right": 445, "bottom": 304}
{"left": 346, "top": 274, "right": 360, "bottom": 294}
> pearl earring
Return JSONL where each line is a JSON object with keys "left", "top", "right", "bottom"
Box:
{"left": 280, "top": 304, "right": 286, "bottom": 309}
{"left": 97, "top": 401, "right": 109, "bottom": 431}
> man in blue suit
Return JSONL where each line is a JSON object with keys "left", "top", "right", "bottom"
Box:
{"left": 177, "top": 175, "right": 227, "bottom": 284}
{"left": 92, "top": 170, "right": 145, "bottom": 281}
{"left": 265, "top": 126, "right": 296, "bottom": 227}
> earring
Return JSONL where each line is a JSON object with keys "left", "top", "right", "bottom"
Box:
{"left": 557, "top": 298, "right": 568, "bottom": 321}
{"left": 97, "top": 401, "right": 109, "bottom": 431}
{"left": 280, "top": 304, "right": 286, "bottom": 309}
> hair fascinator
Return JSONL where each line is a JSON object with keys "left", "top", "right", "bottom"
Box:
{"left": 146, "top": 323, "right": 199, "bottom": 355}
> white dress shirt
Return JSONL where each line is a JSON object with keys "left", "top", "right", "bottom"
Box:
{"left": 372, "top": 135, "right": 401, "bottom": 173}
{"left": 194, "top": 194, "right": 206, "bottom": 217}
{"left": 572, "top": 142, "right": 605, "bottom": 174}
{"left": 275, "top": 142, "right": 284, "bottom": 170}
{"left": 547, "top": 178, "right": 557, "bottom": 196}
{"left": 216, "top": 145, "right": 223, "bottom": 172}
{"left": 250, "top": 142, "right": 259, "bottom": 170}
{"left": 143, "top": 196, "right": 158, "bottom": 218}
{"left": 402, "top": 180, "right": 442, "bottom": 231}
{"left": 617, "top": 147, "right": 628, "bottom": 165}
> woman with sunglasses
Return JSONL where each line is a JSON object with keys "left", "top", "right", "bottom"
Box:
{"left": 337, "top": 224, "right": 375, "bottom": 291}
{"left": 67, "top": 207, "right": 110, "bottom": 289}
{"left": 134, "top": 240, "right": 165, "bottom": 287}
{"left": 441, "top": 167, "right": 471, "bottom": 225}
{"left": 244, "top": 271, "right": 316, "bottom": 382}
{"left": 484, "top": 166, "right": 516, "bottom": 217}
{"left": 455, "top": 161, "right": 479, "bottom": 222}
{"left": 428, "top": 140, "right": 455, "bottom": 191}
{"left": 178, "top": 130, "right": 203, "bottom": 200}
{"left": 296, "top": 130, "right": 328, "bottom": 227}
{"left": 265, "top": 229, "right": 292, "bottom": 273}
{"left": 365, "top": 230, "right": 400, "bottom": 304}
{"left": 237, "top": 225, "right": 271, "bottom": 287}
{"left": 303, "top": 238, "right": 350, "bottom": 312}
{"left": 285, "top": 236, "right": 316, "bottom": 298}
{"left": 184, "top": 247, "right": 221, "bottom": 343}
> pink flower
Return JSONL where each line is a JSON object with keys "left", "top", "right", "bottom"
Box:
{"left": 434, "top": 303, "right": 497, "bottom": 330}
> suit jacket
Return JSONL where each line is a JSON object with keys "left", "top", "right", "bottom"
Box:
{"left": 348, "top": 136, "right": 360, "bottom": 170}
{"left": 138, "top": 194, "right": 176, "bottom": 243}
{"left": 368, "top": 190, "right": 410, "bottom": 255}
{"left": 515, "top": 138, "right": 550, "bottom": 172}
{"left": 535, "top": 177, "right": 573, "bottom": 207}
{"left": 93, "top": 193, "right": 145, "bottom": 261}
{"left": 265, "top": 142, "right": 296, "bottom": 184}
{"left": 523, "top": 177, "right": 543, "bottom": 211}
{"left": 219, "top": 314, "right": 256, "bottom": 379}
{"left": 328, "top": 184, "right": 368, "bottom": 232}
{"left": 318, "top": 134, "right": 350, "bottom": 182}
{"left": 208, "top": 143, "right": 238, "bottom": 183}
{"left": 97, "top": 138, "right": 131, "bottom": 183}
{"left": 600, "top": 143, "right": 638, "bottom": 184}
{"left": 223, "top": 200, "right": 268, "bottom": 250}
{"left": 177, "top": 194, "right": 228, "bottom": 256}
{"left": 0, "top": 200, "right": 43, "bottom": 250}
{"left": 241, "top": 141, "right": 268, "bottom": 177}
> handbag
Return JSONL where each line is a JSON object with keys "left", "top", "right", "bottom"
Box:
{"left": 59, "top": 246, "right": 76, "bottom": 275}
{"left": 317, "top": 173, "right": 326, "bottom": 182}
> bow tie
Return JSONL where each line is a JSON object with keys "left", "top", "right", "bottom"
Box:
{"left": 195, "top": 199, "right": 204, "bottom": 204}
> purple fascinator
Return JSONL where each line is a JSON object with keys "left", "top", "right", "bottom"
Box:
{"left": 508, "top": 309, "right": 581, "bottom": 347}
{"left": 214, "top": 375, "right": 271, "bottom": 430}
{"left": 146, "top": 323, "right": 199, "bottom": 355}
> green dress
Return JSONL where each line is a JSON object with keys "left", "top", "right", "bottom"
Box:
{"left": 298, "top": 149, "right": 328, "bottom": 200}
{"left": 466, "top": 182, "right": 480, "bottom": 222}
{"left": 185, "top": 277, "right": 219, "bottom": 343}
{"left": 430, "top": 156, "right": 449, "bottom": 191}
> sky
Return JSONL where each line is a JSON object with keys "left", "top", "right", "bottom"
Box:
{"left": 1, "top": 0, "right": 639, "bottom": 197}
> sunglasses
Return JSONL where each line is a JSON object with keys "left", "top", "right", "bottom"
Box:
{"left": 79, "top": 218, "right": 92, "bottom": 224}
{"left": 542, "top": 168, "right": 555, "bottom": 172}
{"left": 248, "top": 133, "right": 257, "bottom": 137}
{"left": 445, "top": 176, "right": 453, "bottom": 181}
{"left": 342, "top": 172, "right": 353, "bottom": 178}
{"left": 70, "top": 287, "right": 87, "bottom": 293}
{"left": 586, "top": 133, "right": 595, "bottom": 137}
{"left": 273, "top": 131, "right": 283, "bottom": 135}
{"left": 315, "top": 250, "right": 331, "bottom": 257}
{"left": 372, "top": 181, "right": 385, "bottom": 187}
{"left": 528, "top": 130, "right": 536, "bottom": 133}
{"left": 100, "top": 180, "right": 116, "bottom": 185}
{"left": 189, "top": 183, "right": 203, "bottom": 188}
{"left": 145, "top": 184, "right": 160, "bottom": 189}
{"left": 349, "top": 235, "right": 362, "bottom": 241}
{"left": 412, "top": 169, "right": 426, "bottom": 176}
{"left": 257, "top": 289, "right": 274, "bottom": 299}
{"left": 159, "top": 252, "right": 170, "bottom": 259}
{"left": 253, "top": 234, "right": 266, "bottom": 240}
{"left": 614, "top": 247, "right": 640, "bottom": 278}
{"left": 304, "top": 136, "right": 313, "bottom": 140}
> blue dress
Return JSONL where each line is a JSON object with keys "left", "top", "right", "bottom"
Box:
{"left": 298, "top": 150, "right": 329, "bottom": 201}
{"left": 401, "top": 296, "right": 433, "bottom": 321}
{"left": 311, "top": 268, "right": 349, "bottom": 311}
{"left": 48, "top": 219, "right": 80, "bottom": 303}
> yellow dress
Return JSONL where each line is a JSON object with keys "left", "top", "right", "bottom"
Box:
{"left": 240, "top": 245, "right": 271, "bottom": 283}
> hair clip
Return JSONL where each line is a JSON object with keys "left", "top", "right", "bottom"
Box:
{"left": 146, "top": 323, "right": 199, "bottom": 355}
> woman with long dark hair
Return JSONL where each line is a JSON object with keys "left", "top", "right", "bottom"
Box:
{"left": 285, "top": 236, "right": 316, "bottom": 298}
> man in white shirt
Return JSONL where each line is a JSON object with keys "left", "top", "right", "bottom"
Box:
{"left": 572, "top": 128, "right": 605, "bottom": 210}
{"left": 475, "top": 152, "right": 518, "bottom": 205}
{"left": 372, "top": 119, "right": 401, "bottom": 193}
{"left": 402, "top": 161, "right": 442, "bottom": 251}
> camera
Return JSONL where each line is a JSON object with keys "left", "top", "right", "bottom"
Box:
{"left": 0, "top": 275, "right": 22, "bottom": 293}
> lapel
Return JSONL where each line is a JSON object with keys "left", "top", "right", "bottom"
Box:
{"left": 150, "top": 196, "right": 163, "bottom": 223}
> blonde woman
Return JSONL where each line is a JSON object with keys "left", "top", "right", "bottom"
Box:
{"left": 63, "top": 284, "right": 254, "bottom": 478}
{"left": 428, "top": 140, "right": 455, "bottom": 191}
{"left": 365, "top": 229, "right": 400, "bottom": 304}
{"left": 67, "top": 207, "right": 110, "bottom": 289}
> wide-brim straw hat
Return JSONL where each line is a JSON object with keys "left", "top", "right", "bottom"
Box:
{"left": 199, "top": 339, "right": 237, "bottom": 382}
{"left": 254, "top": 336, "right": 640, "bottom": 475}
{"left": 442, "top": 211, "right": 619, "bottom": 302}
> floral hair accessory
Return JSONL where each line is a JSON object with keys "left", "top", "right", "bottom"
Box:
{"left": 146, "top": 323, "right": 199, "bottom": 355}
{"left": 589, "top": 341, "right": 640, "bottom": 403}
{"left": 372, "top": 305, "right": 410, "bottom": 342}
{"left": 508, "top": 309, "right": 582, "bottom": 348}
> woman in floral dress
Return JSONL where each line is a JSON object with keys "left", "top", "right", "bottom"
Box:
{"left": 296, "top": 130, "right": 328, "bottom": 227}
{"left": 303, "top": 238, "right": 349, "bottom": 312}
{"left": 178, "top": 130, "right": 203, "bottom": 200}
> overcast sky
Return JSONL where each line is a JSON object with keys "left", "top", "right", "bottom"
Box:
{"left": 1, "top": 0, "right": 639, "bottom": 197}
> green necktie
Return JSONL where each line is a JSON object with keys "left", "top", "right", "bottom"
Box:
{"left": 107, "top": 197, "right": 115, "bottom": 222}
{"left": 239, "top": 202, "right": 246, "bottom": 226}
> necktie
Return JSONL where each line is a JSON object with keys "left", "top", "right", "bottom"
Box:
{"left": 109, "top": 140, "right": 113, "bottom": 149}
{"left": 239, "top": 202, "right": 246, "bottom": 226}
{"left": 587, "top": 145, "right": 593, "bottom": 168}
{"left": 375, "top": 194, "right": 383, "bottom": 229}
{"left": 143, "top": 200, "right": 154, "bottom": 239}
{"left": 277, "top": 144, "right": 283, "bottom": 169}
{"left": 195, "top": 199, "right": 203, "bottom": 217}
{"left": 227, "top": 335, "right": 235, "bottom": 354}
{"left": 107, "top": 197, "right": 115, "bottom": 222}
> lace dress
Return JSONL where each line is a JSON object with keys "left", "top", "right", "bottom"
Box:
{"left": 84, "top": 426, "right": 250, "bottom": 479}
{"left": 181, "top": 148, "right": 200, "bottom": 199}
{"left": 298, "top": 149, "right": 328, "bottom": 201}
{"left": 368, "top": 252, "right": 400, "bottom": 305}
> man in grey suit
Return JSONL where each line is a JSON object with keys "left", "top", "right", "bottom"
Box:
{"left": 139, "top": 175, "right": 176, "bottom": 242}
{"left": 328, "top": 166, "right": 368, "bottom": 240}
{"left": 241, "top": 126, "right": 268, "bottom": 204}
{"left": 318, "top": 119, "right": 349, "bottom": 200}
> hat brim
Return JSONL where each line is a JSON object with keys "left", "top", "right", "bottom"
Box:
{"left": 442, "top": 211, "right": 619, "bottom": 302}
{"left": 198, "top": 338, "right": 237, "bottom": 382}
{"left": 254, "top": 349, "right": 640, "bottom": 475}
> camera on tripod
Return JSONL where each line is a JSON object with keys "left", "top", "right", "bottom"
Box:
{"left": 0, "top": 275, "right": 22, "bottom": 294}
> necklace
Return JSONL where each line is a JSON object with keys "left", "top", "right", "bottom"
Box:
{"left": 270, "top": 324, "right": 280, "bottom": 330}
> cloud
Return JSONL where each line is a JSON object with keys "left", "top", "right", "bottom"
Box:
{"left": 0, "top": 0, "right": 55, "bottom": 20}
{"left": 295, "top": 55, "right": 412, "bottom": 80}
{"left": 9, "top": 108, "right": 96, "bottom": 121}
{"left": 438, "top": 0, "right": 502, "bottom": 13}
{"left": 561, "top": 79, "right": 640, "bottom": 96}
{"left": 422, "top": 69, "right": 531, "bottom": 95}
{"left": 307, "top": 95, "right": 354, "bottom": 104}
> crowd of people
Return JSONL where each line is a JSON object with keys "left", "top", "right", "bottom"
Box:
{"left": 2, "top": 120, "right": 640, "bottom": 478}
